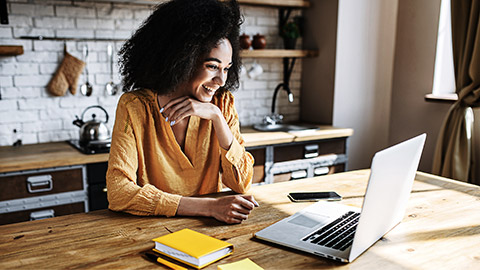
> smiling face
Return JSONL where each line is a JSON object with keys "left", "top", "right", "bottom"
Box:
{"left": 184, "top": 38, "right": 233, "bottom": 102}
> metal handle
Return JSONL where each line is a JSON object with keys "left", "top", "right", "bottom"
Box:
{"left": 30, "top": 209, "right": 55, "bottom": 221}
{"left": 304, "top": 144, "right": 319, "bottom": 159}
{"left": 80, "top": 105, "right": 109, "bottom": 124}
{"left": 27, "top": 175, "right": 53, "bottom": 193}
{"left": 107, "top": 44, "right": 114, "bottom": 80}
{"left": 314, "top": 167, "right": 330, "bottom": 176}
{"left": 290, "top": 170, "right": 307, "bottom": 180}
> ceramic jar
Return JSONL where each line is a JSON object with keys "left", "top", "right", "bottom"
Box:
{"left": 239, "top": 34, "right": 251, "bottom": 50}
{"left": 252, "top": 34, "right": 266, "bottom": 49}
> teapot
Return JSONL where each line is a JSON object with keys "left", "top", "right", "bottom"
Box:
{"left": 73, "top": 105, "right": 110, "bottom": 145}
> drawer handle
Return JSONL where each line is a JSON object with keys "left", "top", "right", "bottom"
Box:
{"left": 291, "top": 170, "right": 307, "bottom": 180}
{"left": 314, "top": 167, "right": 330, "bottom": 176}
{"left": 304, "top": 144, "right": 319, "bottom": 159}
{"left": 27, "top": 175, "right": 53, "bottom": 193}
{"left": 30, "top": 209, "right": 55, "bottom": 221}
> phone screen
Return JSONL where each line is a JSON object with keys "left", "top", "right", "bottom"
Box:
{"left": 288, "top": 191, "right": 342, "bottom": 202}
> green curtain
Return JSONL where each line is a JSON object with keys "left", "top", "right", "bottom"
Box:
{"left": 432, "top": 0, "right": 480, "bottom": 183}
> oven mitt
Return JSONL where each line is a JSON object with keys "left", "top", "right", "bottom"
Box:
{"left": 47, "top": 52, "right": 85, "bottom": 96}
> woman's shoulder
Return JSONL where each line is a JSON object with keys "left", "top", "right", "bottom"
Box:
{"left": 212, "top": 90, "right": 235, "bottom": 108}
{"left": 118, "top": 88, "right": 156, "bottom": 107}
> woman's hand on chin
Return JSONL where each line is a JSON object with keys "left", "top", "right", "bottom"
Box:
{"left": 162, "top": 96, "right": 220, "bottom": 125}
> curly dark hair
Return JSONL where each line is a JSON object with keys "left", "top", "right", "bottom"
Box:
{"left": 118, "top": 0, "right": 242, "bottom": 94}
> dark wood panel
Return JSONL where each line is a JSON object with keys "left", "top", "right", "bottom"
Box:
{"left": 252, "top": 165, "right": 265, "bottom": 184}
{"left": 0, "top": 168, "right": 83, "bottom": 201}
{"left": 249, "top": 148, "right": 266, "bottom": 183}
{"left": 248, "top": 148, "right": 265, "bottom": 166}
{"left": 326, "top": 164, "right": 345, "bottom": 175}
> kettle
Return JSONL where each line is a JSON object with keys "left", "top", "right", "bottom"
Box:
{"left": 73, "top": 105, "right": 110, "bottom": 144}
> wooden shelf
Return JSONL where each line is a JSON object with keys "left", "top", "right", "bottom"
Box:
{"left": 240, "top": 49, "right": 318, "bottom": 58}
{"left": 93, "top": 0, "right": 310, "bottom": 8}
{"left": 0, "top": 45, "right": 23, "bottom": 56}
{"left": 237, "top": 0, "right": 310, "bottom": 8}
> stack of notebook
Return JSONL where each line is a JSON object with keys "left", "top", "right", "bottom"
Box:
{"left": 151, "top": 228, "right": 234, "bottom": 269}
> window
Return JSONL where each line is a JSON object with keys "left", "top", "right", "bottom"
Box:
{"left": 431, "top": 0, "right": 456, "bottom": 98}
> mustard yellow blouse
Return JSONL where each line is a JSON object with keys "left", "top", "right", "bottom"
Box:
{"left": 106, "top": 89, "right": 254, "bottom": 217}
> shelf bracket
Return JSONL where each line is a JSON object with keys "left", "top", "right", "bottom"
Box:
{"left": 278, "top": 7, "right": 293, "bottom": 34}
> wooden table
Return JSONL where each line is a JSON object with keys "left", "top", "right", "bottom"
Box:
{"left": 1, "top": 170, "right": 479, "bottom": 269}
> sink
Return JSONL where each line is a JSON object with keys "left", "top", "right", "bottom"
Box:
{"left": 253, "top": 123, "right": 319, "bottom": 132}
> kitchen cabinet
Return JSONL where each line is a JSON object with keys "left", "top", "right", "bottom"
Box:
{"left": 0, "top": 126, "right": 352, "bottom": 224}
{"left": 0, "top": 142, "right": 104, "bottom": 225}
{"left": 0, "top": 165, "right": 88, "bottom": 225}
{"left": 248, "top": 137, "right": 349, "bottom": 184}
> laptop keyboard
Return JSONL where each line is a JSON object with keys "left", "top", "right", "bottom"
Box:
{"left": 302, "top": 211, "right": 360, "bottom": 251}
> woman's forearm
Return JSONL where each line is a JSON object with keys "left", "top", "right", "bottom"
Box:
{"left": 211, "top": 107, "right": 234, "bottom": 150}
{"left": 176, "top": 197, "right": 216, "bottom": 217}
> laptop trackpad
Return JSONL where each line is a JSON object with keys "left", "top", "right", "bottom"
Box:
{"left": 288, "top": 212, "right": 330, "bottom": 228}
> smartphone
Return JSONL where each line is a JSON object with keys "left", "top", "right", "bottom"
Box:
{"left": 287, "top": 191, "right": 342, "bottom": 202}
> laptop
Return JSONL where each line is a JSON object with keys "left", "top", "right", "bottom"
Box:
{"left": 254, "top": 134, "right": 426, "bottom": 263}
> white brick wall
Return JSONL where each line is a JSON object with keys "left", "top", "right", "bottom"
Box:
{"left": 0, "top": 1, "right": 303, "bottom": 146}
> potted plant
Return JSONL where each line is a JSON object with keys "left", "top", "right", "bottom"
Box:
{"left": 280, "top": 16, "right": 302, "bottom": 49}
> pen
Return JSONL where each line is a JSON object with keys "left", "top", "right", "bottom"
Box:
{"left": 144, "top": 252, "right": 187, "bottom": 270}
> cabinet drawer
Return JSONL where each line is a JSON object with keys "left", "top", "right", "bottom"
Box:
{"left": 0, "top": 167, "right": 84, "bottom": 201}
{"left": 273, "top": 164, "right": 345, "bottom": 183}
{"left": 0, "top": 202, "right": 85, "bottom": 226}
{"left": 274, "top": 138, "right": 346, "bottom": 162}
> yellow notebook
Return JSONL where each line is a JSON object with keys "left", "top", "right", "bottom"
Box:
{"left": 152, "top": 229, "right": 233, "bottom": 269}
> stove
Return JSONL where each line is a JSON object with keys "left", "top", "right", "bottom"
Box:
{"left": 68, "top": 139, "right": 110, "bottom": 154}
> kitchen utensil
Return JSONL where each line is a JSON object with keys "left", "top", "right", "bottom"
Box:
{"left": 80, "top": 45, "right": 93, "bottom": 96}
{"left": 247, "top": 61, "right": 263, "bottom": 79}
{"left": 105, "top": 44, "right": 119, "bottom": 95}
{"left": 73, "top": 105, "right": 110, "bottom": 145}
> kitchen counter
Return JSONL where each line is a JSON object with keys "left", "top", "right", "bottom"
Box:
{"left": 0, "top": 126, "right": 353, "bottom": 174}
{"left": 241, "top": 125, "right": 353, "bottom": 147}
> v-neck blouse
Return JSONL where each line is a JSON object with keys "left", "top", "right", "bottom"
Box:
{"left": 106, "top": 89, "right": 254, "bottom": 217}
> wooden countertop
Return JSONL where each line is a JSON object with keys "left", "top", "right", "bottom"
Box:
{"left": 0, "top": 126, "right": 353, "bottom": 173}
{"left": 0, "top": 171, "right": 479, "bottom": 269}
{"left": 0, "top": 142, "right": 110, "bottom": 173}
{"left": 241, "top": 125, "right": 353, "bottom": 147}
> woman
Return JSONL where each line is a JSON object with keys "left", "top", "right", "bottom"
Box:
{"left": 106, "top": 0, "right": 256, "bottom": 224}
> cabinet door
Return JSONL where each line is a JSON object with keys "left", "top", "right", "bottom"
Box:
{"left": 86, "top": 162, "right": 109, "bottom": 211}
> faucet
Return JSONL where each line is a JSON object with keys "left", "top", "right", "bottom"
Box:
{"left": 263, "top": 83, "right": 293, "bottom": 125}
